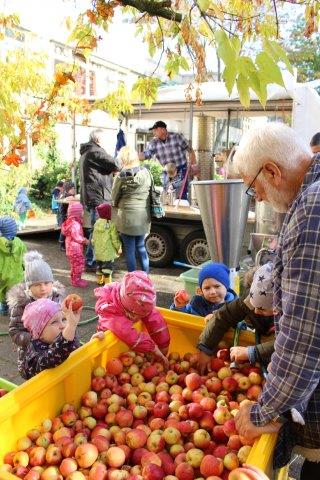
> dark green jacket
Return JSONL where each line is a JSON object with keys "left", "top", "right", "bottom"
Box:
{"left": 197, "top": 296, "right": 274, "bottom": 366}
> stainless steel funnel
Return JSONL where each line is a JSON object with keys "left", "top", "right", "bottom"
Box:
{"left": 192, "top": 180, "right": 250, "bottom": 268}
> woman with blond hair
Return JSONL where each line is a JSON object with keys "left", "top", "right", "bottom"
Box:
{"left": 111, "top": 146, "right": 152, "bottom": 272}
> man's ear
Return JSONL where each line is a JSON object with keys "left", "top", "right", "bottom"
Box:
{"left": 196, "top": 287, "right": 203, "bottom": 296}
{"left": 263, "top": 161, "right": 282, "bottom": 186}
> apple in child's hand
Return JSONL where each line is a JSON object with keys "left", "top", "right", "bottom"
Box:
{"left": 65, "top": 294, "right": 83, "bottom": 311}
{"left": 174, "top": 290, "right": 190, "bottom": 305}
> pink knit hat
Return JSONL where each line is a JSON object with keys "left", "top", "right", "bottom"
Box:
{"left": 67, "top": 202, "right": 84, "bottom": 218}
{"left": 96, "top": 203, "right": 112, "bottom": 220}
{"left": 22, "top": 298, "right": 61, "bottom": 339}
{"left": 120, "top": 271, "right": 156, "bottom": 317}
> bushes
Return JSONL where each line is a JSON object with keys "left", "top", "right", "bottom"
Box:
{"left": 0, "top": 164, "right": 32, "bottom": 216}
{"left": 141, "top": 159, "right": 163, "bottom": 186}
{"left": 29, "top": 141, "right": 71, "bottom": 208}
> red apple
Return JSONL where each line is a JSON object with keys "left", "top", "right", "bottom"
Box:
{"left": 175, "top": 461, "right": 194, "bottom": 480}
{"left": 200, "top": 455, "right": 223, "bottom": 477}
{"left": 104, "top": 446, "right": 126, "bottom": 468}
{"left": 106, "top": 358, "right": 123, "bottom": 375}
{"left": 141, "top": 463, "right": 165, "bottom": 480}
{"left": 185, "top": 373, "right": 202, "bottom": 391}
{"left": 75, "top": 443, "right": 99, "bottom": 468}
{"left": 126, "top": 429, "right": 148, "bottom": 449}
{"left": 65, "top": 293, "right": 83, "bottom": 311}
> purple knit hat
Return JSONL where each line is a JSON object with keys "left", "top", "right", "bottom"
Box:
{"left": 67, "top": 202, "right": 83, "bottom": 218}
{"left": 22, "top": 298, "right": 61, "bottom": 339}
{"left": 96, "top": 203, "right": 112, "bottom": 220}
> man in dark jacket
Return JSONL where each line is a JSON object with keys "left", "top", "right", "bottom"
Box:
{"left": 79, "top": 129, "right": 120, "bottom": 266}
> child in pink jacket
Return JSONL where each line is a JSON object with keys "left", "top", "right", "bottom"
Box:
{"left": 95, "top": 271, "right": 170, "bottom": 366}
{"left": 61, "top": 202, "right": 89, "bottom": 288}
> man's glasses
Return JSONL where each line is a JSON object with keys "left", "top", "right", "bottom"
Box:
{"left": 245, "top": 167, "right": 263, "bottom": 197}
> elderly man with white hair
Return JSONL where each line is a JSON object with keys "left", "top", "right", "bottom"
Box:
{"left": 233, "top": 122, "right": 320, "bottom": 478}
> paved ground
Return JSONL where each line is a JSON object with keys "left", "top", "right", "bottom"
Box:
{"left": 0, "top": 230, "right": 183, "bottom": 385}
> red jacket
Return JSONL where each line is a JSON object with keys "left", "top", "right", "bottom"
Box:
{"left": 61, "top": 217, "right": 86, "bottom": 257}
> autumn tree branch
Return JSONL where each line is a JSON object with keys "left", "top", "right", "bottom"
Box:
{"left": 118, "top": 0, "right": 183, "bottom": 22}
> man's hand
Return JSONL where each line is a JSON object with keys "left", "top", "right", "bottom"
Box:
{"left": 197, "top": 350, "right": 212, "bottom": 375}
{"left": 235, "top": 401, "right": 281, "bottom": 441}
{"left": 154, "top": 346, "right": 169, "bottom": 369}
{"left": 230, "top": 346, "right": 249, "bottom": 363}
{"left": 84, "top": 238, "right": 90, "bottom": 245}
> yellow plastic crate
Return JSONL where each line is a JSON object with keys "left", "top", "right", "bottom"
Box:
{"left": 0, "top": 308, "right": 283, "bottom": 480}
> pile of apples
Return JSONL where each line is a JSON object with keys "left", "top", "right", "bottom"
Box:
{"left": 0, "top": 348, "right": 268, "bottom": 480}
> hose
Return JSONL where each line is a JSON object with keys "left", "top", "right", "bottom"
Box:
{"left": 0, "top": 305, "right": 98, "bottom": 336}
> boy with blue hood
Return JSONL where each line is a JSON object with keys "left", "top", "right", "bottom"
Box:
{"left": 171, "top": 262, "right": 237, "bottom": 317}
{"left": 0, "top": 216, "right": 27, "bottom": 315}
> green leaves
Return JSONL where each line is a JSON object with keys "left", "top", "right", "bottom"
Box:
{"left": 131, "top": 77, "right": 161, "bottom": 109}
{"left": 256, "top": 52, "right": 284, "bottom": 86}
{"left": 213, "top": 27, "right": 290, "bottom": 108}
{"left": 198, "top": 0, "right": 210, "bottom": 12}
{"left": 94, "top": 82, "right": 133, "bottom": 118}
{"left": 165, "top": 53, "right": 189, "bottom": 78}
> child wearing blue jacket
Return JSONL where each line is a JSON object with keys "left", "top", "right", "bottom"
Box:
{"left": 171, "top": 262, "right": 237, "bottom": 317}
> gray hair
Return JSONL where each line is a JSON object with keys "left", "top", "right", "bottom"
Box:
{"left": 233, "top": 122, "right": 311, "bottom": 176}
{"left": 89, "top": 129, "right": 105, "bottom": 145}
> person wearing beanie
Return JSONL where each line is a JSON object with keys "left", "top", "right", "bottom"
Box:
{"left": 197, "top": 261, "right": 276, "bottom": 375}
{"left": 51, "top": 180, "right": 64, "bottom": 226}
{"left": 13, "top": 187, "right": 32, "bottom": 230}
{"left": 91, "top": 203, "right": 121, "bottom": 285}
{"left": 0, "top": 216, "right": 27, "bottom": 315}
{"left": 7, "top": 250, "right": 65, "bottom": 372}
{"left": 95, "top": 271, "right": 169, "bottom": 366}
{"left": 61, "top": 202, "right": 89, "bottom": 287}
{"left": 58, "top": 180, "right": 76, "bottom": 251}
{"left": 20, "top": 298, "right": 81, "bottom": 379}
{"left": 171, "top": 262, "right": 237, "bottom": 317}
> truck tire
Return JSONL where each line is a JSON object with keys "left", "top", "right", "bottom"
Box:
{"left": 180, "top": 230, "right": 210, "bottom": 266}
{"left": 146, "top": 226, "right": 175, "bottom": 267}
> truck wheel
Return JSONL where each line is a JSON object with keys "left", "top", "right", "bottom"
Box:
{"left": 180, "top": 230, "right": 210, "bottom": 266}
{"left": 146, "top": 226, "right": 175, "bottom": 267}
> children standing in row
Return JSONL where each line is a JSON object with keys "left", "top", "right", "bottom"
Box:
{"left": 61, "top": 202, "right": 89, "bottom": 288}
{"left": 8, "top": 250, "right": 65, "bottom": 373}
{"left": 92, "top": 203, "right": 121, "bottom": 284}
{"left": 0, "top": 217, "right": 27, "bottom": 315}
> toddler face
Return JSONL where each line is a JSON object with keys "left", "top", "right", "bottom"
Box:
{"left": 30, "top": 282, "right": 53, "bottom": 299}
{"left": 200, "top": 278, "right": 227, "bottom": 304}
{"left": 39, "top": 311, "right": 66, "bottom": 344}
